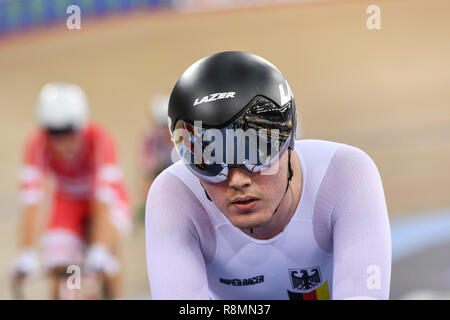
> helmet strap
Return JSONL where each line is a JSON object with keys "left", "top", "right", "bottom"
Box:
{"left": 271, "top": 148, "right": 293, "bottom": 217}
{"left": 203, "top": 186, "right": 212, "bottom": 201}
{"left": 251, "top": 148, "right": 293, "bottom": 235}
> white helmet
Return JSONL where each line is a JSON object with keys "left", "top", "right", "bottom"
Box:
{"left": 36, "top": 82, "right": 89, "bottom": 130}
{"left": 148, "top": 94, "right": 169, "bottom": 125}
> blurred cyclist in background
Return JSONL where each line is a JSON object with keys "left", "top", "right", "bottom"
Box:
{"left": 11, "top": 83, "right": 133, "bottom": 299}
{"left": 135, "top": 94, "right": 173, "bottom": 222}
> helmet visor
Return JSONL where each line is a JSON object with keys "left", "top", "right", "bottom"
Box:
{"left": 171, "top": 96, "right": 294, "bottom": 183}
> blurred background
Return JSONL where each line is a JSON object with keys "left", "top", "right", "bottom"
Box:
{"left": 0, "top": 0, "right": 449, "bottom": 299}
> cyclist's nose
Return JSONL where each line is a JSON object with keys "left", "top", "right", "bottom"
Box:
{"left": 227, "top": 167, "right": 252, "bottom": 190}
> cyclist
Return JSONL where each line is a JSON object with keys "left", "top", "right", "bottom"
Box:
{"left": 12, "top": 82, "right": 133, "bottom": 299}
{"left": 145, "top": 51, "right": 391, "bottom": 300}
{"left": 136, "top": 94, "right": 173, "bottom": 221}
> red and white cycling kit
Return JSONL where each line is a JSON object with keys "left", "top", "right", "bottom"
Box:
{"left": 146, "top": 140, "right": 392, "bottom": 300}
{"left": 18, "top": 123, "right": 132, "bottom": 268}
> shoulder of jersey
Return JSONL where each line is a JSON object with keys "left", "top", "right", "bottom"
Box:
{"left": 294, "top": 139, "right": 343, "bottom": 169}
{"left": 25, "top": 129, "right": 48, "bottom": 149}
{"left": 294, "top": 139, "right": 343, "bottom": 152}
{"left": 294, "top": 139, "right": 377, "bottom": 175}
{"left": 83, "top": 122, "right": 115, "bottom": 140}
{"left": 164, "top": 159, "right": 189, "bottom": 177}
{"left": 84, "top": 122, "right": 103, "bottom": 134}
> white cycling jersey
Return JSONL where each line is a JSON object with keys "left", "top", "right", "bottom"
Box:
{"left": 145, "top": 139, "right": 391, "bottom": 300}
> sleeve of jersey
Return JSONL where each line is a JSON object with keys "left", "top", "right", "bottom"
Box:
{"left": 18, "top": 133, "right": 45, "bottom": 206}
{"left": 94, "top": 128, "right": 122, "bottom": 200}
{"left": 319, "top": 145, "right": 392, "bottom": 300}
{"left": 145, "top": 170, "right": 210, "bottom": 300}
{"left": 93, "top": 129, "right": 132, "bottom": 234}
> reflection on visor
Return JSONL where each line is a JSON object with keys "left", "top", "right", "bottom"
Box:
{"left": 171, "top": 96, "right": 293, "bottom": 183}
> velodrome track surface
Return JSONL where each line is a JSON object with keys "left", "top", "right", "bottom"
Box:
{"left": 0, "top": 0, "right": 449, "bottom": 299}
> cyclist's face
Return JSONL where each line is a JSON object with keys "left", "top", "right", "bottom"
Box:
{"left": 48, "top": 132, "right": 81, "bottom": 158}
{"left": 201, "top": 150, "right": 291, "bottom": 231}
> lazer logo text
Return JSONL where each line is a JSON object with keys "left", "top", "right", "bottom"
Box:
{"left": 193, "top": 92, "right": 235, "bottom": 106}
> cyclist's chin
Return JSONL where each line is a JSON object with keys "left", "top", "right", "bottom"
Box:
{"left": 226, "top": 207, "right": 271, "bottom": 230}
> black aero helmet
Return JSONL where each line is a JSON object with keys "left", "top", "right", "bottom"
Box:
{"left": 168, "top": 51, "right": 297, "bottom": 183}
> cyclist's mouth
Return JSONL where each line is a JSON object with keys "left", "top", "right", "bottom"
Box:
{"left": 231, "top": 196, "right": 259, "bottom": 211}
